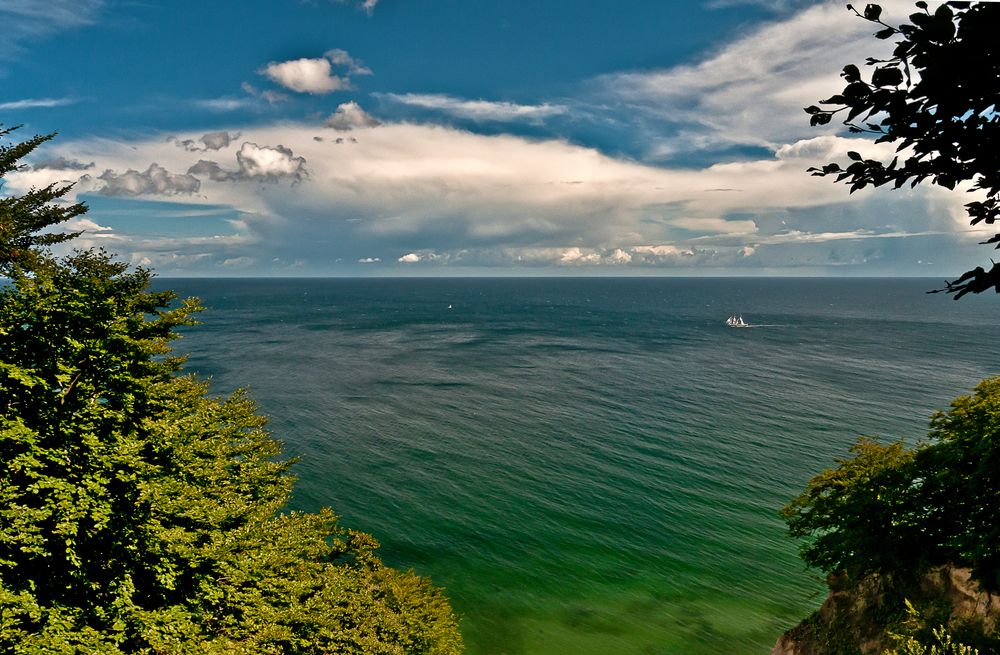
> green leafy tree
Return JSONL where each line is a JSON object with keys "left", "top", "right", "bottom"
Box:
{"left": 0, "top": 127, "right": 85, "bottom": 273}
{"left": 783, "top": 378, "right": 1000, "bottom": 592}
{"left": 781, "top": 438, "right": 924, "bottom": 576}
{"left": 0, "top": 125, "right": 463, "bottom": 653}
{"left": 805, "top": 2, "right": 1000, "bottom": 298}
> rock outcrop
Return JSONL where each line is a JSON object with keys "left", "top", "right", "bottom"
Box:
{"left": 772, "top": 565, "right": 1000, "bottom": 655}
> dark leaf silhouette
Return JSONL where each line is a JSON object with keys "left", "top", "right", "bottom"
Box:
{"left": 806, "top": 2, "right": 1000, "bottom": 298}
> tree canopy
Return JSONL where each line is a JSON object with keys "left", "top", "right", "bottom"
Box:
{"left": 805, "top": 2, "right": 1000, "bottom": 298}
{"left": 0, "top": 125, "right": 463, "bottom": 654}
{"left": 782, "top": 377, "right": 1000, "bottom": 593}
{"left": 0, "top": 127, "right": 85, "bottom": 275}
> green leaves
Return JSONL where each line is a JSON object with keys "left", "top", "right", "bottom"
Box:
{"left": 0, "top": 131, "right": 464, "bottom": 653}
{"left": 784, "top": 377, "right": 1000, "bottom": 592}
{"left": 782, "top": 437, "right": 920, "bottom": 575}
{"left": 0, "top": 127, "right": 86, "bottom": 276}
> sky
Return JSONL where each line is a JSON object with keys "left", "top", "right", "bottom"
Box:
{"left": 0, "top": 0, "right": 989, "bottom": 276}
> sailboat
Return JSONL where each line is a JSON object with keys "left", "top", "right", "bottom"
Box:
{"left": 725, "top": 314, "right": 749, "bottom": 328}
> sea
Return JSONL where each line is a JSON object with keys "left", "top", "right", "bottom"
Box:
{"left": 156, "top": 277, "right": 1000, "bottom": 655}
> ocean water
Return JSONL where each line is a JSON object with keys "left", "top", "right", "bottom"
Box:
{"left": 157, "top": 277, "right": 1000, "bottom": 655}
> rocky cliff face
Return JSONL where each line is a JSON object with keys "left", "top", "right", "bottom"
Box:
{"left": 771, "top": 565, "right": 1000, "bottom": 655}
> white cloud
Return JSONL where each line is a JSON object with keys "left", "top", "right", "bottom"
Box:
{"left": 8, "top": 120, "right": 978, "bottom": 275}
{"left": 1, "top": 1, "right": 104, "bottom": 59}
{"left": 325, "top": 102, "right": 381, "bottom": 130}
{"left": 358, "top": 257, "right": 381, "bottom": 263}
{"left": 608, "top": 248, "right": 632, "bottom": 264}
{"left": 235, "top": 142, "right": 307, "bottom": 180}
{"left": 260, "top": 49, "right": 370, "bottom": 95}
{"left": 559, "top": 247, "right": 601, "bottom": 264}
{"left": 599, "top": 0, "right": 917, "bottom": 155}
{"left": 0, "top": 97, "right": 78, "bottom": 110}
{"left": 382, "top": 93, "right": 568, "bottom": 123}
{"left": 84, "top": 163, "right": 200, "bottom": 197}
{"left": 261, "top": 57, "right": 345, "bottom": 94}
{"left": 187, "top": 142, "right": 307, "bottom": 183}
{"left": 65, "top": 217, "right": 112, "bottom": 234}
{"left": 195, "top": 97, "right": 254, "bottom": 112}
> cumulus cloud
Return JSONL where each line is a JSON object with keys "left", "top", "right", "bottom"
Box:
{"left": 383, "top": 93, "right": 568, "bottom": 123}
{"left": 324, "top": 101, "right": 381, "bottom": 130}
{"left": 201, "top": 131, "right": 238, "bottom": 150}
{"left": 171, "top": 131, "right": 241, "bottom": 152}
{"left": 187, "top": 142, "right": 307, "bottom": 183}
{"left": 358, "top": 257, "right": 381, "bottom": 263}
{"left": 259, "top": 49, "right": 370, "bottom": 96}
{"left": 608, "top": 248, "right": 632, "bottom": 264}
{"left": 483, "top": 245, "right": 701, "bottom": 267}
{"left": 85, "top": 164, "right": 200, "bottom": 197}
{"left": 261, "top": 57, "right": 345, "bottom": 94}
{"left": 236, "top": 142, "right": 307, "bottom": 180}
{"left": 559, "top": 247, "right": 601, "bottom": 265}
{"left": 398, "top": 253, "right": 421, "bottom": 263}
{"left": 187, "top": 160, "right": 232, "bottom": 182}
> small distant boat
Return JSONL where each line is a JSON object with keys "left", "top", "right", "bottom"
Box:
{"left": 725, "top": 314, "right": 750, "bottom": 328}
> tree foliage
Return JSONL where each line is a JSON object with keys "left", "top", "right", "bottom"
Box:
{"left": 0, "top": 127, "right": 85, "bottom": 274}
{"left": 0, "top": 125, "right": 463, "bottom": 653}
{"left": 783, "top": 377, "right": 1000, "bottom": 592}
{"left": 885, "top": 602, "right": 980, "bottom": 655}
{"left": 805, "top": 2, "right": 1000, "bottom": 298}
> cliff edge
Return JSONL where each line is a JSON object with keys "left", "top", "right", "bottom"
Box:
{"left": 772, "top": 565, "right": 1000, "bottom": 655}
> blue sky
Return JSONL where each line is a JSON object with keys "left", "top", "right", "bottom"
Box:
{"left": 0, "top": 0, "right": 988, "bottom": 276}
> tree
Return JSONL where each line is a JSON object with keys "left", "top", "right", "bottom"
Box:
{"left": 805, "top": 2, "right": 1000, "bottom": 298}
{"left": 781, "top": 438, "right": 926, "bottom": 576}
{"left": 0, "top": 125, "right": 463, "bottom": 653}
{"left": 782, "top": 377, "right": 1000, "bottom": 592}
{"left": 0, "top": 127, "right": 85, "bottom": 274}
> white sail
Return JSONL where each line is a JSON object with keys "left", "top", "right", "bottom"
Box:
{"left": 726, "top": 314, "right": 750, "bottom": 328}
